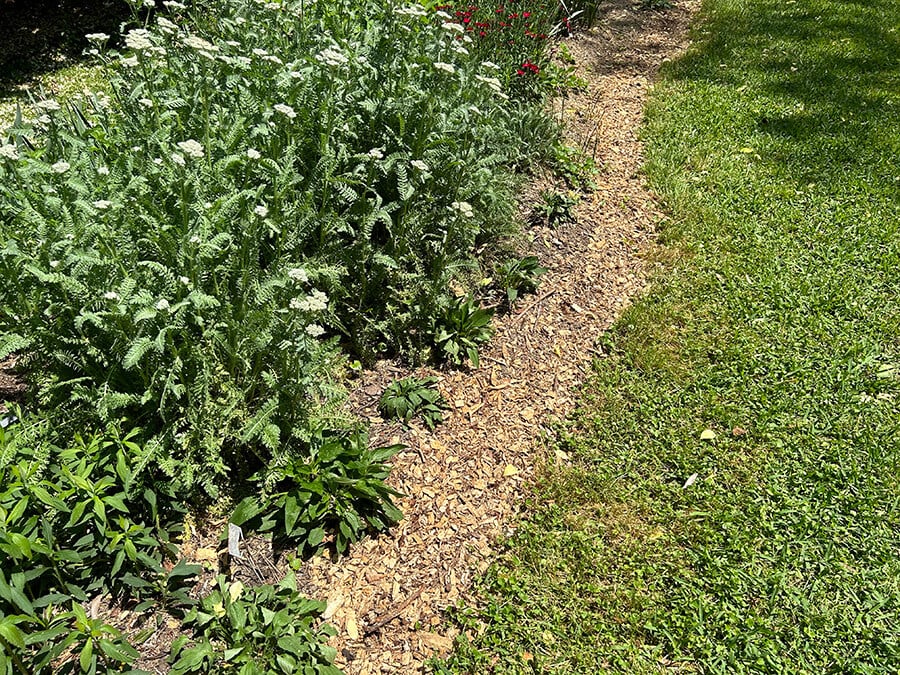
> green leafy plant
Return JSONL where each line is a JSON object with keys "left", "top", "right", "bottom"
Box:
{"left": 535, "top": 189, "right": 580, "bottom": 227}
{"left": 229, "top": 431, "right": 403, "bottom": 556}
{"left": 380, "top": 376, "right": 446, "bottom": 429}
{"left": 169, "top": 573, "right": 340, "bottom": 675}
{"left": 551, "top": 143, "right": 599, "bottom": 190}
{"left": 0, "top": 416, "right": 197, "bottom": 673}
{"left": 432, "top": 296, "right": 495, "bottom": 368}
{"left": 495, "top": 256, "right": 547, "bottom": 306}
{"left": 640, "top": 0, "right": 674, "bottom": 9}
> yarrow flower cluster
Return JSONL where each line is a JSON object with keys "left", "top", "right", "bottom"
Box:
{"left": 85, "top": 32, "right": 110, "bottom": 42}
{"left": 51, "top": 161, "right": 71, "bottom": 174}
{"left": 92, "top": 200, "right": 113, "bottom": 210}
{"left": 368, "top": 148, "right": 385, "bottom": 160}
{"left": 176, "top": 139, "right": 205, "bottom": 159}
{"left": 394, "top": 4, "right": 427, "bottom": 16}
{"left": 254, "top": 204, "right": 269, "bottom": 217}
{"left": 274, "top": 103, "right": 297, "bottom": 119}
{"left": 475, "top": 74, "right": 503, "bottom": 94}
{"left": 0, "top": 144, "right": 19, "bottom": 161}
{"left": 287, "top": 267, "right": 309, "bottom": 283}
{"left": 433, "top": 61, "right": 456, "bottom": 74}
{"left": 125, "top": 29, "right": 153, "bottom": 51}
{"left": 411, "top": 160, "right": 429, "bottom": 172}
{"left": 156, "top": 17, "right": 178, "bottom": 35}
{"left": 305, "top": 324, "right": 325, "bottom": 337}
{"left": 315, "top": 47, "right": 349, "bottom": 67}
{"left": 290, "top": 289, "right": 328, "bottom": 312}
{"left": 36, "top": 99, "right": 62, "bottom": 112}
{"left": 451, "top": 200, "right": 474, "bottom": 218}
{"left": 246, "top": 148, "right": 261, "bottom": 160}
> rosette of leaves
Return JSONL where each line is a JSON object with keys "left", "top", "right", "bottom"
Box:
{"left": 432, "top": 296, "right": 494, "bottom": 368}
{"left": 495, "top": 256, "right": 546, "bottom": 306}
{"left": 169, "top": 574, "right": 341, "bottom": 675}
{"left": 379, "top": 376, "right": 446, "bottom": 430}
{"left": 229, "top": 431, "right": 403, "bottom": 556}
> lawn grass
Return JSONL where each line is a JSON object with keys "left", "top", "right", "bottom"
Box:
{"left": 437, "top": 0, "right": 900, "bottom": 672}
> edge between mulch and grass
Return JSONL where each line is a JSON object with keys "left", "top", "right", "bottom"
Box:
{"left": 435, "top": 0, "right": 900, "bottom": 672}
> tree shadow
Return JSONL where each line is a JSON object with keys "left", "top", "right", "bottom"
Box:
{"left": 0, "top": 0, "right": 129, "bottom": 92}
{"left": 660, "top": 0, "right": 900, "bottom": 184}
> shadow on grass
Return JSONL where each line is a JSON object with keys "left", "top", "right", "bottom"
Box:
{"left": 0, "top": 0, "right": 129, "bottom": 93}
{"left": 663, "top": 0, "right": 900, "bottom": 182}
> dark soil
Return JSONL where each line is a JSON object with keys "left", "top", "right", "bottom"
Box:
{"left": 0, "top": 0, "right": 129, "bottom": 91}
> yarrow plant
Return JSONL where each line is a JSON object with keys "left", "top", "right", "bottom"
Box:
{"left": 0, "top": 0, "right": 576, "bottom": 496}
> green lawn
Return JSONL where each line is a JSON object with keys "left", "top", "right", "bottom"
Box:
{"left": 438, "top": 0, "right": 900, "bottom": 672}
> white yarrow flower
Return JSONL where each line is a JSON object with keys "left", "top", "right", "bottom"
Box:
{"left": 451, "top": 200, "right": 474, "bottom": 218}
{"left": 368, "top": 148, "right": 384, "bottom": 160}
{"left": 176, "top": 139, "right": 205, "bottom": 159}
{"left": 183, "top": 35, "right": 218, "bottom": 52}
{"left": 287, "top": 267, "right": 309, "bottom": 283}
{"left": 441, "top": 22, "right": 464, "bottom": 33}
{"left": 103, "top": 291, "right": 120, "bottom": 300}
{"left": 97, "top": 165, "right": 110, "bottom": 175}
{"left": 156, "top": 298, "right": 170, "bottom": 311}
{"left": 273, "top": 103, "right": 296, "bottom": 119}
{"left": 481, "top": 60, "right": 500, "bottom": 70}
{"left": 92, "top": 199, "right": 113, "bottom": 209}
{"left": 85, "top": 32, "right": 110, "bottom": 42}
{"left": 433, "top": 61, "right": 456, "bottom": 74}
{"left": 36, "top": 99, "right": 62, "bottom": 112}
{"left": 246, "top": 148, "right": 261, "bottom": 160}
{"left": 51, "top": 161, "right": 70, "bottom": 174}
{"left": 411, "top": 160, "right": 429, "bottom": 172}
{"left": 315, "top": 47, "right": 349, "bottom": 67}
{"left": 122, "top": 56, "right": 139, "bottom": 68}
{"left": 305, "top": 323, "right": 325, "bottom": 337}
{"left": 189, "top": 235, "right": 201, "bottom": 244}
{"left": 475, "top": 74, "right": 503, "bottom": 93}
{"left": 254, "top": 204, "right": 269, "bottom": 217}
{"left": 125, "top": 29, "right": 153, "bottom": 51}
{"left": 171, "top": 152, "right": 186, "bottom": 166}
{"left": 0, "top": 144, "right": 19, "bottom": 161}
{"left": 156, "top": 17, "right": 178, "bottom": 34}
